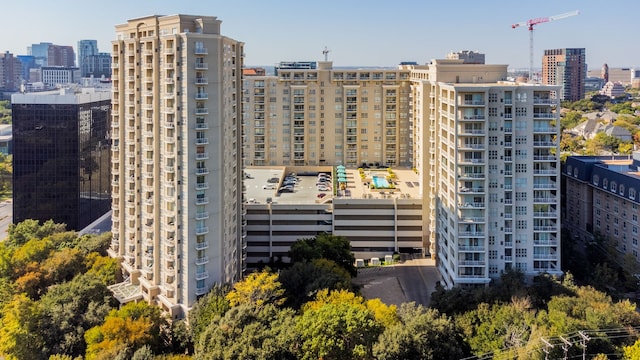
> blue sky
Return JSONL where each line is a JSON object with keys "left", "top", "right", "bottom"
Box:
{"left": 2, "top": 0, "right": 638, "bottom": 69}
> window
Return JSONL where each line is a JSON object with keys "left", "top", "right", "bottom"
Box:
{"left": 611, "top": 182, "right": 617, "bottom": 193}
{"left": 603, "top": 178, "right": 608, "bottom": 190}
{"left": 620, "top": 184, "right": 625, "bottom": 196}
{"left": 517, "top": 220, "right": 527, "bottom": 229}
{"left": 592, "top": 174, "right": 599, "bottom": 186}
{"left": 630, "top": 188, "right": 636, "bottom": 200}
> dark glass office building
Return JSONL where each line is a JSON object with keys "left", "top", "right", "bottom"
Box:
{"left": 12, "top": 89, "right": 111, "bottom": 230}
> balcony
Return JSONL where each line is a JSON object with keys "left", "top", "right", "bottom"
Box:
{"left": 195, "top": 77, "right": 208, "bottom": 84}
{"left": 458, "top": 173, "right": 485, "bottom": 179}
{"left": 195, "top": 108, "right": 209, "bottom": 115}
{"left": 195, "top": 211, "right": 209, "bottom": 220}
{"left": 534, "top": 169, "right": 557, "bottom": 175}
{"left": 195, "top": 93, "right": 208, "bottom": 100}
{"left": 195, "top": 152, "right": 209, "bottom": 160}
{"left": 459, "top": 129, "right": 485, "bottom": 136}
{"left": 460, "top": 217, "right": 485, "bottom": 223}
{"left": 534, "top": 98, "right": 555, "bottom": 105}
{"left": 534, "top": 225, "right": 558, "bottom": 231}
{"left": 533, "top": 113, "right": 554, "bottom": 119}
{"left": 458, "top": 245, "right": 485, "bottom": 252}
{"left": 195, "top": 62, "right": 208, "bottom": 70}
{"left": 195, "top": 286, "right": 208, "bottom": 296}
{"left": 194, "top": 47, "right": 208, "bottom": 55}
{"left": 196, "top": 270, "right": 209, "bottom": 280}
{"left": 195, "top": 227, "right": 209, "bottom": 235}
{"left": 533, "top": 197, "right": 556, "bottom": 203}
{"left": 533, "top": 141, "right": 556, "bottom": 147}
{"left": 196, "top": 168, "right": 209, "bottom": 175}
{"left": 195, "top": 241, "right": 209, "bottom": 250}
{"left": 195, "top": 122, "right": 209, "bottom": 130}
{"left": 196, "top": 138, "right": 209, "bottom": 145}
{"left": 195, "top": 182, "right": 209, "bottom": 190}
{"left": 533, "top": 155, "right": 557, "bottom": 161}
{"left": 459, "top": 231, "right": 486, "bottom": 237}
{"left": 459, "top": 260, "right": 486, "bottom": 266}
{"left": 195, "top": 197, "right": 209, "bottom": 205}
{"left": 533, "top": 127, "right": 558, "bottom": 133}
{"left": 196, "top": 256, "right": 209, "bottom": 265}
{"left": 459, "top": 158, "right": 485, "bottom": 165}
{"left": 533, "top": 211, "right": 558, "bottom": 218}
{"left": 458, "top": 202, "right": 485, "bottom": 208}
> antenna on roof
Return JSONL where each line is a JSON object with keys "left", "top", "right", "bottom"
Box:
{"left": 322, "top": 46, "right": 330, "bottom": 61}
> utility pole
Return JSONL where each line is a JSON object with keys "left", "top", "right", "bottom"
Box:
{"left": 541, "top": 337, "right": 554, "bottom": 360}
{"left": 560, "top": 336, "right": 572, "bottom": 360}
{"left": 578, "top": 331, "right": 590, "bottom": 360}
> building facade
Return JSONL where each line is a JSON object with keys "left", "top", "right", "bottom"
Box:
{"left": 409, "top": 59, "right": 562, "bottom": 287}
{"left": 108, "top": 15, "right": 244, "bottom": 318}
{"left": 78, "top": 40, "right": 112, "bottom": 78}
{"left": 41, "top": 66, "right": 81, "bottom": 86}
{"left": 242, "top": 61, "right": 412, "bottom": 168}
{"left": 28, "top": 42, "right": 52, "bottom": 66}
{"left": 542, "top": 48, "right": 586, "bottom": 101}
{"left": 0, "top": 52, "right": 22, "bottom": 91}
{"left": 47, "top": 45, "right": 75, "bottom": 67}
{"left": 11, "top": 88, "right": 111, "bottom": 230}
{"left": 564, "top": 155, "right": 640, "bottom": 262}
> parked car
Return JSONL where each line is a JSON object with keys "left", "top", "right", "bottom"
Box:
{"left": 263, "top": 184, "right": 276, "bottom": 189}
{"left": 317, "top": 186, "right": 330, "bottom": 192}
{"left": 317, "top": 193, "right": 327, "bottom": 198}
{"left": 278, "top": 187, "right": 294, "bottom": 193}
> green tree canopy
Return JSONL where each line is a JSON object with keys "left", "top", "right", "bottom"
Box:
{"left": 278, "top": 258, "right": 352, "bottom": 309}
{"left": 194, "top": 303, "right": 297, "bottom": 360}
{"left": 289, "top": 233, "right": 356, "bottom": 277}
{"left": 374, "top": 302, "right": 470, "bottom": 360}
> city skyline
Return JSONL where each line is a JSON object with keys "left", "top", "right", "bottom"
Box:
{"left": 1, "top": 0, "right": 638, "bottom": 70}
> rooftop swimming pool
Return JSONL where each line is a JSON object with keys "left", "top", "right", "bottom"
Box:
{"left": 372, "top": 175, "right": 390, "bottom": 188}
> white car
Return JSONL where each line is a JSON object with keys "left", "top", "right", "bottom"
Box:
{"left": 263, "top": 184, "right": 276, "bottom": 189}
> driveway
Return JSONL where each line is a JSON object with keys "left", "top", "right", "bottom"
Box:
{"left": 353, "top": 257, "right": 441, "bottom": 307}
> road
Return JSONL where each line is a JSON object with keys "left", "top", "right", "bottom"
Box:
{"left": 354, "top": 258, "right": 442, "bottom": 307}
{"left": 0, "top": 199, "right": 11, "bottom": 240}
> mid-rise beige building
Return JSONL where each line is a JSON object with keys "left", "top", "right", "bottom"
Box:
{"left": 409, "top": 59, "right": 562, "bottom": 286}
{"left": 242, "top": 61, "right": 412, "bottom": 168}
{"left": 108, "top": 15, "right": 244, "bottom": 318}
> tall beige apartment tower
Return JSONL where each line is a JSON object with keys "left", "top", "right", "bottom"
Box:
{"left": 243, "top": 61, "right": 412, "bottom": 167}
{"left": 409, "top": 59, "right": 562, "bottom": 287}
{"left": 108, "top": 15, "right": 244, "bottom": 318}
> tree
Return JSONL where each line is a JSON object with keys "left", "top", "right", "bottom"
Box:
{"left": 226, "top": 268, "right": 285, "bottom": 308}
{"left": 188, "top": 284, "right": 231, "bottom": 348}
{"left": 37, "top": 273, "right": 115, "bottom": 358}
{"left": 296, "top": 298, "right": 382, "bottom": 360}
{"left": 7, "top": 219, "right": 66, "bottom": 249}
{"left": 289, "top": 233, "right": 357, "bottom": 277}
{"left": 194, "top": 304, "right": 297, "bottom": 360}
{"left": 279, "top": 258, "right": 352, "bottom": 309}
{"left": 0, "top": 294, "right": 44, "bottom": 360}
{"left": 624, "top": 338, "right": 640, "bottom": 360}
{"left": 560, "top": 111, "right": 584, "bottom": 130}
{"left": 374, "top": 303, "right": 470, "bottom": 360}
{"left": 85, "top": 302, "right": 168, "bottom": 360}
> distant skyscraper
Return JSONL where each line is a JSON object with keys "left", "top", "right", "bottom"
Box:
{"left": 602, "top": 63, "right": 609, "bottom": 83}
{"left": 542, "top": 48, "right": 586, "bottom": 101}
{"left": 78, "top": 40, "right": 99, "bottom": 77}
{"left": 47, "top": 45, "right": 75, "bottom": 67}
{"left": 108, "top": 14, "right": 244, "bottom": 318}
{"left": 16, "top": 55, "right": 36, "bottom": 82}
{"left": 28, "top": 42, "right": 52, "bottom": 66}
{"left": 12, "top": 88, "right": 111, "bottom": 230}
{"left": 0, "top": 52, "right": 22, "bottom": 91}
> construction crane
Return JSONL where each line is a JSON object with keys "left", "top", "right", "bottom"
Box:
{"left": 512, "top": 10, "right": 579, "bottom": 82}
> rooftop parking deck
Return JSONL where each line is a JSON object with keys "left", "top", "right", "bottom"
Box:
{"left": 243, "top": 166, "right": 422, "bottom": 205}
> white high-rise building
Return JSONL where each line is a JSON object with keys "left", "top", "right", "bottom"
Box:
{"left": 409, "top": 59, "right": 562, "bottom": 287}
{"left": 108, "top": 14, "right": 244, "bottom": 318}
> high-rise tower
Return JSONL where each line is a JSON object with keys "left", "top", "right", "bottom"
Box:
{"left": 542, "top": 48, "right": 586, "bottom": 101}
{"left": 410, "top": 59, "right": 562, "bottom": 286}
{"left": 108, "top": 15, "right": 244, "bottom": 318}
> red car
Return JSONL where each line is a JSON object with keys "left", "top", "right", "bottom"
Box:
{"left": 317, "top": 193, "right": 327, "bottom": 198}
